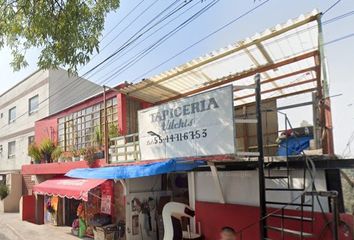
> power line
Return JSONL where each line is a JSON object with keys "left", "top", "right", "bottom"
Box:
{"left": 0, "top": 1, "right": 186, "bottom": 130}
{"left": 4, "top": 5, "right": 354, "bottom": 131}
{"left": 101, "top": 0, "right": 146, "bottom": 42}
{"left": 58, "top": 0, "right": 197, "bottom": 106}
{"left": 129, "top": 6, "right": 354, "bottom": 84}
{"left": 91, "top": 0, "right": 162, "bottom": 61}
{"left": 46, "top": 0, "right": 189, "bottom": 107}
{"left": 130, "top": 0, "right": 272, "bottom": 83}
{"left": 323, "top": 0, "right": 342, "bottom": 15}
{"left": 85, "top": 0, "right": 194, "bottom": 80}
{"left": 98, "top": 0, "right": 220, "bottom": 85}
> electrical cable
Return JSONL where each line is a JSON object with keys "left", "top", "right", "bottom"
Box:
{"left": 54, "top": 0, "right": 197, "bottom": 106}
{"left": 130, "top": 0, "right": 271, "bottom": 83}
{"left": 85, "top": 0, "right": 194, "bottom": 80}
{"left": 323, "top": 0, "right": 343, "bottom": 15}
{"left": 4, "top": 5, "right": 354, "bottom": 131}
{"left": 41, "top": 0, "right": 191, "bottom": 108}
{"left": 97, "top": 0, "right": 220, "bottom": 85}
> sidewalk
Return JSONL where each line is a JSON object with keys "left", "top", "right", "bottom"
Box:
{"left": 0, "top": 213, "right": 82, "bottom": 240}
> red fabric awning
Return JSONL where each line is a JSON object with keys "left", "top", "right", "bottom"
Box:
{"left": 33, "top": 177, "right": 106, "bottom": 201}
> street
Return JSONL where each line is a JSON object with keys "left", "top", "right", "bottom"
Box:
{"left": 0, "top": 213, "right": 81, "bottom": 240}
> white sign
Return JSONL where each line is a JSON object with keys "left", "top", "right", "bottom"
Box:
{"left": 138, "top": 85, "right": 235, "bottom": 160}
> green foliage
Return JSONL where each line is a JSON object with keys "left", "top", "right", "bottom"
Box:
{"left": 28, "top": 138, "right": 62, "bottom": 163}
{"left": 79, "top": 148, "right": 86, "bottom": 156}
{"left": 0, "top": 184, "right": 9, "bottom": 200}
{"left": 51, "top": 146, "right": 63, "bottom": 162}
{"left": 84, "top": 146, "right": 97, "bottom": 167}
{"left": 93, "top": 127, "right": 103, "bottom": 148}
{"left": 71, "top": 148, "right": 80, "bottom": 157}
{"left": 108, "top": 123, "right": 120, "bottom": 139}
{"left": 40, "top": 139, "right": 57, "bottom": 163}
{"left": 28, "top": 144, "right": 42, "bottom": 164}
{"left": 0, "top": 0, "right": 120, "bottom": 72}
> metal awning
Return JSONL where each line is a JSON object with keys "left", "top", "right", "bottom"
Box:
{"left": 119, "top": 10, "right": 321, "bottom": 106}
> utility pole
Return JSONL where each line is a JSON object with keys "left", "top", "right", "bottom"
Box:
{"left": 255, "top": 73, "right": 267, "bottom": 239}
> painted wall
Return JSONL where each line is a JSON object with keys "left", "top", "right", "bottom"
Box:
{"left": 0, "top": 68, "right": 101, "bottom": 171}
{"left": 34, "top": 92, "right": 151, "bottom": 145}
{"left": 0, "top": 70, "right": 50, "bottom": 171}
{"left": 34, "top": 91, "right": 118, "bottom": 145}
{"left": 0, "top": 173, "right": 22, "bottom": 212}
{"left": 195, "top": 201, "right": 352, "bottom": 240}
{"left": 194, "top": 170, "right": 329, "bottom": 211}
{"left": 48, "top": 68, "right": 102, "bottom": 115}
{"left": 192, "top": 170, "right": 334, "bottom": 239}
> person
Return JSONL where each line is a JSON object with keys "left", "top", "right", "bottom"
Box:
{"left": 220, "top": 226, "right": 236, "bottom": 240}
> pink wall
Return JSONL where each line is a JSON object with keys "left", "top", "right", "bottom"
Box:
{"left": 35, "top": 91, "right": 152, "bottom": 145}
{"left": 195, "top": 201, "right": 353, "bottom": 240}
{"left": 35, "top": 118, "right": 58, "bottom": 144}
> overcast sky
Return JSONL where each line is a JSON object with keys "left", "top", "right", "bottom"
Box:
{"left": 1, "top": 0, "right": 354, "bottom": 156}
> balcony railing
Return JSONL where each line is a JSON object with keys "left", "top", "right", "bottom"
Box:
{"left": 109, "top": 133, "right": 140, "bottom": 163}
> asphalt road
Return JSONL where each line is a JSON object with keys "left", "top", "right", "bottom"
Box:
{"left": 0, "top": 213, "right": 80, "bottom": 240}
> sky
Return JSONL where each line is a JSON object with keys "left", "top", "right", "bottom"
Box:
{"left": 1, "top": 0, "right": 354, "bottom": 156}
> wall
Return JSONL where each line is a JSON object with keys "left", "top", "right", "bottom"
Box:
{"left": 0, "top": 173, "right": 22, "bottom": 212}
{"left": 48, "top": 68, "right": 102, "bottom": 115}
{"left": 0, "top": 70, "right": 50, "bottom": 171}
{"left": 192, "top": 170, "right": 331, "bottom": 239}
{"left": 0, "top": 68, "right": 101, "bottom": 171}
{"left": 194, "top": 170, "right": 329, "bottom": 211}
{"left": 195, "top": 201, "right": 353, "bottom": 240}
{"left": 34, "top": 91, "right": 119, "bottom": 145}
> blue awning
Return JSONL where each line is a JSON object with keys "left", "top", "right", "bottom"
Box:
{"left": 65, "top": 159, "right": 205, "bottom": 180}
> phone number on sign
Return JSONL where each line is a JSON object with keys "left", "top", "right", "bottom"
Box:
{"left": 146, "top": 129, "right": 208, "bottom": 145}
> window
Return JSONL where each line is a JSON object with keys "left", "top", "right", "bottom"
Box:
{"left": 58, "top": 98, "right": 118, "bottom": 151}
{"left": 8, "top": 141, "right": 15, "bottom": 158}
{"left": 28, "top": 136, "right": 35, "bottom": 146}
{"left": 8, "top": 107, "right": 16, "bottom": 123}
{"left": 29, "top": 95, "right": 39, "bottom": 114}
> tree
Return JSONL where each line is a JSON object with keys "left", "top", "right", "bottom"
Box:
{"left": 0, "top": 0, "right": 120, "bottom": 72}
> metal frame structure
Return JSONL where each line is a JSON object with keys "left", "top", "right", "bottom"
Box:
{"left": 105, "top": 11, "right": 338, "bottom": 240}
{"left": 118, "top": 10, "right": 334, "bottom": 156}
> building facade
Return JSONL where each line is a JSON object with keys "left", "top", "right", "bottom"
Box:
{"left": 0, "top": 68, "right": 101, "bottom": 172}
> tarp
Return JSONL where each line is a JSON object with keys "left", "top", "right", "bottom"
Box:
{"left": 277, "top": 136, "right": 312, "bottom": 156}
{"left": 65, "top": 159, "right": 204, "bottom": 180}
{"left": 33, "top": 177, "right": 106, "bottom": 201}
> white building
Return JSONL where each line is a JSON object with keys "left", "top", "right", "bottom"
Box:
{"left": 0, "top": 68, "right": 101, "bottom": 172}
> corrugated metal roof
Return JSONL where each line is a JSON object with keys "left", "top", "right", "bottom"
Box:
{"left": 120, "top": 10, "right": 320, "bottom": 106}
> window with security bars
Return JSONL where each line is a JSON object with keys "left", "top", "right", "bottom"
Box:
{"left": 58, "top": 97, "right": 118, "bottom": 151}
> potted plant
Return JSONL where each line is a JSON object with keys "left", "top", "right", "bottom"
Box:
{"left": 40, "top": 139, "right": 57, "bottom": 163}
{"left": 28, "top": 144, "right": 42, "bottom": 164}
{"left": 79, "top": 148, "right": 86, "bottom": 161}
{"left": 51, "top": 146, "right": 63, "bottom": 163}
{"left": 84, "top": 146, "right": 97, "bottom": 168}
{"left": 71, "top": 149, "right": 80, "bottom": 162}
{"left": 62, "top": 152, "right": 73, "bottom": 162}
{"left": 93, "top": 127, "right": 104, "bottom": 159}
{"left": 28, "top": 139, "right": 62, "bottom": 163}
{"left": 108, "top": 123, "right": 120, "bottom": 160}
